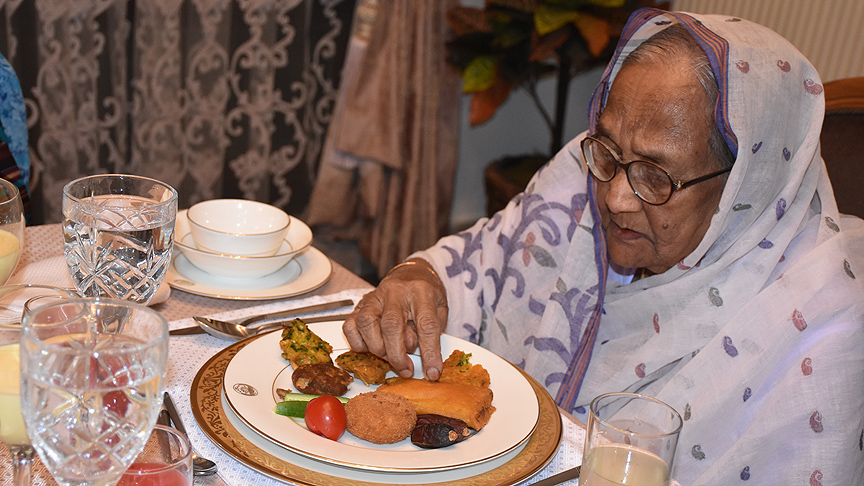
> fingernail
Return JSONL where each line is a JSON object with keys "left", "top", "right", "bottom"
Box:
{"left": 399, "top": 369, "right": 413, "bottom": 378}
{"left": 426, "top": 367, "right": 440, "bottom": 381}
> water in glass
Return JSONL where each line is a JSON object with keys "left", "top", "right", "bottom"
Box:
{"left": 63, "top": 175, "right": 177, "bottom": 304}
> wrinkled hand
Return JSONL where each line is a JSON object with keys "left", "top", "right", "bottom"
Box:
{"left": 343, "top": 258, "right": 448, "bottom": 381}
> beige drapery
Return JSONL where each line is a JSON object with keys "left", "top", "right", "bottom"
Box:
{"left": 306, "top": 0, "right": 461, "bottom": 278}
{"left": 0, "top": 0, "right": 355, "bottom": 224}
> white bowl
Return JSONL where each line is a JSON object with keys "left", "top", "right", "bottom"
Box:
{"left": 187, "top": 199, "right": 291, "bottom": 256}
{"left": 174, "top": 210, "right": 312, "bottom": 279}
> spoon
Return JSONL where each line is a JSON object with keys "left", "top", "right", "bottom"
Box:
{"left": 193, "top": 313, "right": 354, "bottom": 340}
{"left": 162, "top": 392, "right": 219, "bottom": 477}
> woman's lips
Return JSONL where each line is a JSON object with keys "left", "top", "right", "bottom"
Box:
{"left": 609, "top": 221, "right": 644, "bottom": 241}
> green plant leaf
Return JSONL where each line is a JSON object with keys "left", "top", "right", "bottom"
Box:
{"left": 469, "top": 75, "right": 514, "bottom": 125}
{"left": 588, "top": 0, "right": 626, "bottom": 7}
{"left": 446, "top": 7, "right": 492, "bottom": 35}
{"left": 534, "top": 5, "right": 581, "bottom": 35}
{"left": 575, "top": 13, "right": 611, "bottom": 56}
{"left": 463, "top": 55, "right": 498, "bottom": 93}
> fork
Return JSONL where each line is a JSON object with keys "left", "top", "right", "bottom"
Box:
{"left": 196, "top": 299, "right": 353, "bottom": 328}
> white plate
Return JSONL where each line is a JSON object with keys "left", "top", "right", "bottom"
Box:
{"left": 222, "top": 321, "right": 540, "bottom": 472}
{"left": 220, "top": 393, "right": 528, "bottom": 484}
{"left": 165, "top": 247, "right": 332, "bottom": 300}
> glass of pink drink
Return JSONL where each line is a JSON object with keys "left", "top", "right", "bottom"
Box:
{"left": 118, "top": 425, "right": 192, "bottom": 486}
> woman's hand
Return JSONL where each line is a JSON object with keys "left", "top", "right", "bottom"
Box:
{"left": 343, "top": 258, "right": 448, "bottom": 381}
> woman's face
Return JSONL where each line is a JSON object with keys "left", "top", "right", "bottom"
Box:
{"left": 595, "top": 60, "right": 729, "bottom": 274}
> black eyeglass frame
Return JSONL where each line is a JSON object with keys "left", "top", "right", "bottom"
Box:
{"left": 580, "top": 136, "right": 732, "bottom": 205}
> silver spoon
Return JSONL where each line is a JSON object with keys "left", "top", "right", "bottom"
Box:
{"left": 162, "top": 392, "right": 218, "bottom": 476}
{"left": 193, "top": 313, "right": 353, "bottom": 341}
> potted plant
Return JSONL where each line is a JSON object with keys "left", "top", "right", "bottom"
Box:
{"left": 445, "top": 0, "right": 665, "bottom": 214}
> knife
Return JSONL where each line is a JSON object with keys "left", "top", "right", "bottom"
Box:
{"left": 169, "top": 299, "right": 354, "bottom": 336}
{"left": 528, "top": 465, "right": 581, "bottom": 486}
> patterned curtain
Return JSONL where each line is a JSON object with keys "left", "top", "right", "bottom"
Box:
{"left": 0, "top": 0, "right": 355, "bottom": 224}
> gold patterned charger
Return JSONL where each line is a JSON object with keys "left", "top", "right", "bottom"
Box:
{"left": 223, "top": 323, "right": 539, "bottom": 472}
{"left": 191, "top": 336, "right": 563, "bottom": 485}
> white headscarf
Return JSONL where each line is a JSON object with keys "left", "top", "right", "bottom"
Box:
{"left": 415, "top": 8, "right": 864, "bottom": 484}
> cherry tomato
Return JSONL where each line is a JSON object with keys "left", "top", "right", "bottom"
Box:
{"left": 304, "top": 396, "right": 346, "bottom": 441}
{"left": 103, "top": 390, "right": 130, "bottom": 416}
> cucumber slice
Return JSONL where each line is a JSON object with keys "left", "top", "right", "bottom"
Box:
{"left": 273, "top": 394, "right": 349, "bottom": 418}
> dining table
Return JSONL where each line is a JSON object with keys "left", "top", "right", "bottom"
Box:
{"left": 0, "top": 223, "right": 587, "bottom": 486}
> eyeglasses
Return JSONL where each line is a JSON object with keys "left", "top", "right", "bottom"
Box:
{"left": 581, "top": 136, "right": 731, "bottom": 205}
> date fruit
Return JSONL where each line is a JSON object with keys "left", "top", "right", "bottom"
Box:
{"left": 410, "top": 414, "right": 472, "bottom": 449}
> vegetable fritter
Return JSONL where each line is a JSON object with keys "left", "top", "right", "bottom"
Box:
{"left": 439, "top": 350, "right": 491, "bottom": 388}
{"left": 335, "top": 351, "right": 392, "bottom": 385}
{"left": 279, "top": 318, "right": 333, "bottom": 368}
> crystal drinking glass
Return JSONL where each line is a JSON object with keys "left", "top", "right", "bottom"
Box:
{"left": 117, "top": 425, "right": 192, "bottom": 486}
{"left": 580, "top": 392, "right": 683, "bottom": 486}
{"left": 0, "top": 177, "right": 24, "bottom": 285}
{"left": 62, "top": 174, "right": 177, "bottom": 304}
{"left": 0, "top": 343, "right": 33, "bottom": 486}
{"left": 19, "top": 298, "right": 169, "bottom": 486}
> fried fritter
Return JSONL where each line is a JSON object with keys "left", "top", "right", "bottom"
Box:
{"left": 279, "top": 318, "right": 332, "bottom": 368}
{"left": 345, "top": 391, "right": 417, "bottom": 444}
{"left": 292, "top": 362, "right": 353, "bottom": 396}
{"left": 335, "top": 351, "right": 392, "bottom": 385}
{"left": 439, "top": 350, "right": 491, "bottom": 388}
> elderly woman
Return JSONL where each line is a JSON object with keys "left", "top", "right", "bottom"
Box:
{"left": 344, "top": 8, "right": 864, "bottom": 484}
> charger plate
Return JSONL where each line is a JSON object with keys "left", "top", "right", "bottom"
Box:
{"left": 191, "top": 336, "right": 564, "bottom": 486}
{"left": 223, "top": 323, "right": 539, "bottom": 472}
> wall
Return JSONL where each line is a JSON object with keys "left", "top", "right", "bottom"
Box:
{"left": 449, "top": 0, "right": 864, "bottom": 230}
{"left": 674, "top": 0, "right": 864, "bottom": 83}
{"left": 450, "top": 65, "right": 604, "bottom": 231}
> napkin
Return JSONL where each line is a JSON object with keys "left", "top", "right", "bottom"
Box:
{"left": 163, "top": 287, "right": 588, "bottom": 486}
{"left": 6, "top": 255, "right": 171, "bottom": 305}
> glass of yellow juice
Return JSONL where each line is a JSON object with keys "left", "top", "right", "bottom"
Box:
{"left": 0, "top": 178, "right": 24, "bottom": 285}
{"left": 0, "top": 343, "right": 35, "bottom": 486}
{"left": 580, "top": 392, "right": 683, "bottom": 486}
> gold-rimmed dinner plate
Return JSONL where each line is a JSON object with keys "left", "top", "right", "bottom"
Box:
{"left": 222, "top": 322, "right": 540, "bottom": 472}
{"left": 190, "top": 335, "right": 563, "bottom": 485}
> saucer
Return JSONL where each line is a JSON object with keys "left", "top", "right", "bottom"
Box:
{"left": 165, "top": 246, "right": 332, "bottom": 300}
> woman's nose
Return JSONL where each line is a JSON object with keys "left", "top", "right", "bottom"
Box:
{"left": 604, "top": 167, "right": 642, "bottom": 213}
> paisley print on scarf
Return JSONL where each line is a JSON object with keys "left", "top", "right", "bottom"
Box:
{"left": 809, "top": 411, "right": 823, "bottom": 433}
{"left": 723, "top": 336, "right": 739, "bottom": 357}
{"left": 810, "top": 470, "right": 823, "bottom": 486}
{"left": 844, "top": 259, "right": 855, "bottom": 279}
{"left": 708, "top": 287, "right": 723, "bottom": 306}
{"left": 801, "top": 357, "right": 813, "bottom": 375}
{"left": 792, "top": 309, "right": 807, "bottom": 331}
{"left": 804, "top": 79, "right": 823, "bottom": 95}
